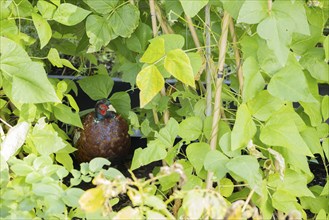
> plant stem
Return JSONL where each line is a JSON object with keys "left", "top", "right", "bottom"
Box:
{"left": 149, "top": 0, "right": 161, "bottom": 125}
{"left": 205, "top": 4, "right": 212, "bottom": 117}
{"left": 242, "top": 188, "right": 255, "bottom": 212}
{"left": 229, "top": 18, "right": 243, "bottom": 94}
{"left": 206, "top": 11, "right": 231, "bottom": 189}
{"left": 268, "top": 0, "right": 273, "bottom": 15}
{"left": 155, "top": 3, "right": 174, "bottom": 34}
{"left": 185, "top": 15, "right": 201, "bottom": 51}
{"left": 0, "top": 118, "right": 12, "bottom": 128}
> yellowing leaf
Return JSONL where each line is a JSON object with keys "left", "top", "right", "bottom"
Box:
{"left": 140, "top": 37, "right": 165, "bottom": 64}
{"left": 79, "top": 187, "right": 105, "bottom": 212}
{"left": 136, "top": 65, "right": 164, "bottom": 107}
{"left": 164, "top": 49, "right": 195, "bottom": 88}
{"left": 32, "top": 13, "right": 52, "bottom": 49}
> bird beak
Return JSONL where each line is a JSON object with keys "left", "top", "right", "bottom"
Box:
{"left": 107, "top": 104, "right": 117, "bottom": 113}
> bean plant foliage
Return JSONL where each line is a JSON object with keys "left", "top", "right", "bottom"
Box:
{"left": 0, "top": 0, "right": 328, "bottom": 219}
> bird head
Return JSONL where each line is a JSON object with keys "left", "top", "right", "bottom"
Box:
{"left": 95, "top": 99, "right": 116, "bottom": 121}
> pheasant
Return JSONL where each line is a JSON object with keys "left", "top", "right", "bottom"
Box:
{"left": 74, "top": 99, "right": 131, "bottom": 163}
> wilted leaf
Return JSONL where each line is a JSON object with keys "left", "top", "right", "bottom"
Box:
{"left": 79, "top": 187, "right": 105, "bottom": 212}
{"left": 1, "top": 122, "right": 30, "bottom": 161}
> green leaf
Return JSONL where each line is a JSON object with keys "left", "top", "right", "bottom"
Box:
{"left": 131, "top": 143, "right": 167, "bottom": 170}
{"left": 126, "top": 23, "right": 152, "bottom": 53}
{"left": 78, "top": 74, "right": 114, "bottom": 101}
{"left": 32, "top": 13, "right": 51, "bottom": 49}
{"left": 242, "top": 57, "right": 265, "bottom": 102}
{"left": 268, "top": 169, "right": 314, "bottom": 198}
{"left": 247, "top": 91, "right": 285, "bottom": 121}
{"left": 164, "top": 49, "right": 195, "bottom": 88}
{"left": 56, "top": 153, "right": 74, "bottom": 171}
{"left": 219, "top": 178, "right": 234, "bottom": 197}
{"left": 109, "top": 92, "right": 131, "bottom": 119}
{"left": 300, "top": 127, "right": 323, "bottom": 156}
{"left": 61, "top": 59, "right": 79, "bottom": 71}
{"left": 267, "top": 56, "right": 317, "bottom": 103}
{"left": 53, "top": 103, "right": 83, "bottom": 128}
{"left": 204, "top": 150, "right": 229, "bottom": 179}
{"left": 140, "top": 37, "right": 165, "bottom": 64}
{"left": 300, "top": 100, "right": 322, "bottom": 127}
{"left": 144, "top": 195, "right": 167, "bottom": 210}
{"left": 322, "top": 96, "right": 329, "bottom": 121}
{"left": 221, "top": 0, "right": 245, "bottom": 19}
{"left": 47, "top": 48, "right": 62, "bottom": 67}
{"left": 155, "top": 118, "right": 179, "bottom": 148}
{"left": 86, "top": 15, "right": 117, "bottom": 53}
{"left": 226, "top": 155, "right": 262, "bottom": 195}
{"left": 136, "top": 65, "right": 164, "bottom": 108}
{"left": 300, "top": 48, "right": 329, "bottom": 82}
{"left": 324, "top": 36, "right": 329, "bottom": 62}
{"left": 178, "top": 116, "right": 203, "bottom": 141}
{"left": 153, "top": 34, "right": 185, "bottom": 53}
{"left": 31, "top": 118, "right": 67, "bottom": 155}
{"left": 257, "top": 16, "right": 291, "bottom": 65}
{"left": 257, "top": 1, "right": 310, "bottom": 65}
{"left": 53, "top": 3, "right": 91, "bottom": 26}
{"left": 237, "top": 0, "right": 267, "bottom": 24}
{"left": 187, "top": 52, "right": 203, "bottom": 79}
{"left": 62, "top": 188, "right": 84, "bottom": 207}
{"left": 109, "top": 4, "right": 139, "bottom": 38}
{"left": 260, "top": 107, "right": 313, "bottom": 156}
{"left": 83, "top": 0, "right": 118, "bottom": 14}
{"left": 186, "top": 142, "right": 211, "bottom": 173}
{"left": 37, "top": 0, "right": 57, "bottom": 19}
{"left": 231, "top": 104, "right": 256, "bottom": 151}
{"left": 272, "top": 190, "right": 299, "bottom": 213}
{"left": 273, "top": 0, "right": 310, "bottom": 36}
{"left": 0, "top": 37, "right": 59, "bottom": 103}
{"left": 89, "top": 157, "right": 111, "bottom": 172}
{"left": 179, "top": 0, "right": 208, "bottom": 17}
{"left": 33, "top": 182, "right": 63, "bottom": 197}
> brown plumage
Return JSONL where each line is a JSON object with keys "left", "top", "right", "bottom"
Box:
{"left": 74, "top": 99, "right": 131, "bottom": 163}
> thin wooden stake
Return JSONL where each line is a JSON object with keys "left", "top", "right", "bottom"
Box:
{"left": 206, "top": 11, "right": 231, "bottom": 189}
